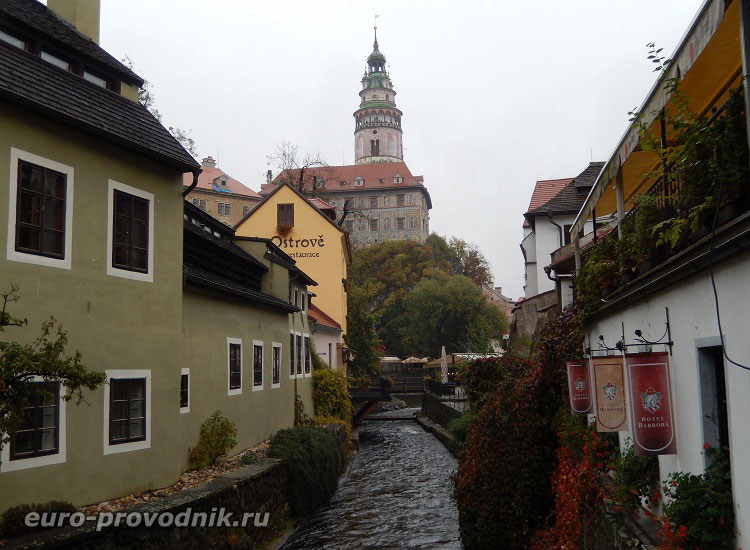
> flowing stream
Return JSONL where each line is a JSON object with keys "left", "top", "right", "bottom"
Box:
{"left": 281, "top": 408, "right": 462, "bottom": 549}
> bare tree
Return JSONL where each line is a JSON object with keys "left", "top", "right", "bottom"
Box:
{"left": 121, "top": 56, "right": 198, "bottom": 158}
{"left": 267, "top": 141, "right": 335, "bottom": 196}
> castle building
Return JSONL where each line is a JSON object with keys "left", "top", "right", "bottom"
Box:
{"left": 266, "top": 27, "right": 431, "bottom": 249}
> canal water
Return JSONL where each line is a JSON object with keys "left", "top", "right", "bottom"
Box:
{"left": 281, "top": 408, "right": 462, "bottom": 549}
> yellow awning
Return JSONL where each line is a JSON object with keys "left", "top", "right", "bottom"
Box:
{"left": 573, "top": 0, "right": 743, "bottom": 236}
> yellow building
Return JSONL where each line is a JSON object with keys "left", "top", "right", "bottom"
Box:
{"left": 235, "top": 183, "right": 351, "bottom": 335}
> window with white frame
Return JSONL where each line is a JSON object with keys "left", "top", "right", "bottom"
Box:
{"left": 7, "top": 148, "right": 74, "bottom": 270}
{"left": 289, "top": 332, "right": 296, "bottom": 378}
{"left": 253, "top": 341, "right": 263, "bottom": 390}
{"left": 103, "top": 370, "right": 151, "bottom": 455}
{"left": 180, "top": 368, "right": 190, "bottom": 413}
{"left": 296, "top": 333, "right": 303, "bottom": 376}
{"left": 304, "top": 335, "right": 311, "bottom": 376}
{"left": 272, "top": 343, "right": 281, "bottom": 388}
{"left": 0, "top": 379, "right": 67, "bottom": 472}
{"left": 107, "top": 180, "right": 154, "bottom": 282}
{"left": 227, "top": 338, "right": 242, "bottom": 395}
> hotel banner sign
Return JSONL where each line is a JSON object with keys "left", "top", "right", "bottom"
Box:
{"left": 566, "top": 360, "right": 592, "bottom": 414}
{"left": 625, "top": 352, "right": 677, "bottom": 456}
{"left": 592, "top": 356, "right": 627, "bottom": 432}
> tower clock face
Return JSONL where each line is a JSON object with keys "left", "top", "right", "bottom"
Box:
{"left": 372, "top": 130, "right": 377, "bottom": 134}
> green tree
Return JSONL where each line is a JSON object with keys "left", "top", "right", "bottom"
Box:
{"left": 0, "top": 286, "right": 106, "bottom": 446}
{"left": 447, "top": 237, "right": 493, "bottom": 287}
{"left": 344, "top": 286, "right": 381, "bottom": 376}
{"left": 401, "top": 273, "right": 507, "bottom": 357}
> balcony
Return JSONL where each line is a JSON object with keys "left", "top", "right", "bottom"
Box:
{"left": 575, "top": 86, "right": 750, "bottom": 318}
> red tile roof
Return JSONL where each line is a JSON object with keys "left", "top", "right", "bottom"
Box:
{"left": 183, "top": 166, "right": 261, "bottom": 198}
{"left": 274, "top": 161, "right": 424, "bottom": 191}
{"left": 308, "top": 303, "right": 342, "bottom": 330}
{"left": 527, "top": 178, "right": 574, "bottom": 212}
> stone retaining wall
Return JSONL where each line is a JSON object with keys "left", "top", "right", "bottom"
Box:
{"left": 422, "top": 392, "right": 462, "bottom": 427}
{"left": 7, "top": 459, "right": 290, "bottom": 549}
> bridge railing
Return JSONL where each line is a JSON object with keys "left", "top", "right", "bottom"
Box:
{"left": 424, "top": 380, "right": 469, "bottom": 413}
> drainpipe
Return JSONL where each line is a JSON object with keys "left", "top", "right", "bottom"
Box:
{"left": 548, "top": 216, "right": 564, "bottom": 248}
{"left": 740, "top": 0, "right": 750, "bottom": 162}
{"left": 182, "top": 169, "right": 201, "bottom": 198}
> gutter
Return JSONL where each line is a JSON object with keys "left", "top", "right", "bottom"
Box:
{"left": 182, "top": 169, "right": 201, "bottom": 197}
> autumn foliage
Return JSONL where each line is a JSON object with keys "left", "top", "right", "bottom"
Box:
{"left": 454, "top": 356, "right": 554, "bottom": 549}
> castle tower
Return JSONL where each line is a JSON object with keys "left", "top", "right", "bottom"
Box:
{"left": 353, "top": 26, "right": 403, "bottom": 164}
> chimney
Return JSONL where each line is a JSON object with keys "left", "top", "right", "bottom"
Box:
{"left": 495, "top": 286, "right": 503, "bottom": 295}
{"left": 47, "top": 0, "right": 100, "bottom": 44}
{"left": 202, "top": 156, "right": 217, "bottom": 168}
{"left": 266, "top": 170, "right": 272, "bottom": 184}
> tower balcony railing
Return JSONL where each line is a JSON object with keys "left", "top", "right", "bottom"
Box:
{"left": 355, "top": 121, "right": 401, "bottom": 130}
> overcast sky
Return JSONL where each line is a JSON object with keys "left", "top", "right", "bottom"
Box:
{"left": 96, "top": 0, "right": 704, "bottom": 299}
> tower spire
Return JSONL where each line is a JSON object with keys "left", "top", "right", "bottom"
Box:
{"left": 374, "top": 14, "right": 379, "bottom": 48}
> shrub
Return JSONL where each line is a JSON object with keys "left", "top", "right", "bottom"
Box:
{"left": 456, "top": 354, "right": 531, "bottom": 410}
{"left": 0, "top": 501, "right": 77, "bottom": 538}
{"left": 189, "top": 410, "right": 237, "bottom": 468}
{"left": 657, "top": 447, "right": 734, "bottom": 550}
{"left": 294, "top": 393, "right": 311, "bottom": 426}
{"left": 447, "top": 411, "right": 474, "bottom": 443}
{"left": 312, "top": 368, "right": 352, "bottom": 423}
{"left": 609, "top": 441, "right": 660, "bottom": 512}
{"left": 311, "top": 348, "right": 327, "bottom": 371}
{"left": 268, "top": 425, "right": 345, "bottom": 517}
{"left": 454, "top": 360, "right": 551, "bottom": 549}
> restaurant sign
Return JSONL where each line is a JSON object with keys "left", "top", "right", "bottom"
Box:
{"left": 566, "top": 360, "right": 592, "bottom": 414}
{"left": 625, "top": 352, "right": 677, "bottom": 456}
{"left": 592, "top": 355, "right": 627, "bottom": 432}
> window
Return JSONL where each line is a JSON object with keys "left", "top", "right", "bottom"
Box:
{"left": 0, "top": 29, "right": 24, "bottom": 49}
{"left": 8, "top": 150, "right": 75, "bottom": 270}
{"left": 41, "top": 51, "right": 70, "bottom": 71}
{"left": 243, "top": 205, "right": 250, "bottom": 217}
{"left": 109, "top": 378, "right": 146, "bottom": 445}
{"left": 370, "top": 196, "right": 378, "bottom": 208}
{"left": 328, "top": 343, "right": 333, "bottom": 367}
{"left": 354, "top": 177, "right": 364, "bottom": 187}
{"left": 370, "top": 218, "right": 379, "bottom": 231}
{"left": 9, "top": 382, "right": 60, "bottom": 461}
{"left": 14, "top": 159, "right": 67, "bottom": 259}
{"left": 83, "top": 71, "right": 108, "bottom": 89}
{"left": 397, "top": 217, "right": 405, "bottom": 230}
{"left": 228, "top": 338, "right": 242, "bottom": 395}
{"left": 112, "top": 189, "right": 149, "bottom": 273}
{"left": 410, "top": 217, "right": 416, "bottom": 229}
{"left": 107, "top": 180, "right": 154, "bottom": 281}
{"left": 377, "top": 178, "right": 385, "bottom": 184}
{"left": 294, "top": 289, "right": 299, "bottom": 308}
{"left": 397, "top": 194, "right": 405, "bottom": 207}
{"left": 278, "top": 203, "right": 294, "bottom": 226}
{"left": 563, "top": 224, "right": 573, "bottom": 246}
{"left": 296, "top": 334, "right": 303, "bottom": 376}
{"left": 217, "top": 202, "right": 231, "bottom": 216}
{"left": 302, "top": 292, "right": 307, "bottom": 312}
{"left": 180, "top": 369, "right": 190, "bottom": 413}
{"left": 289, "top": 333, "right": 296, "bottom": 378}
{"left": 384, "top": 218, "right": 391, "bottom": 230}
{"left": 304, "top": 336, "right": 311, "bottom": 375}
{"left": 253, "top": 342, "right": 263, "bottom": 390}
{"left": 394, "top": 175, "right": 403, "bottom": 184}
{"left": 272, "top": 343, "right": 281, "bottom": 388}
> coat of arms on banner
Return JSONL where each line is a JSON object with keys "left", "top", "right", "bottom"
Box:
{"left": 575, "top": 378, "right": 586, "bottom": 392}
{"left": 640, "top": 387, "right": 662, "bottom": 414}
{"left": 602, "top": 382, "right": 616, "bottom": 400}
